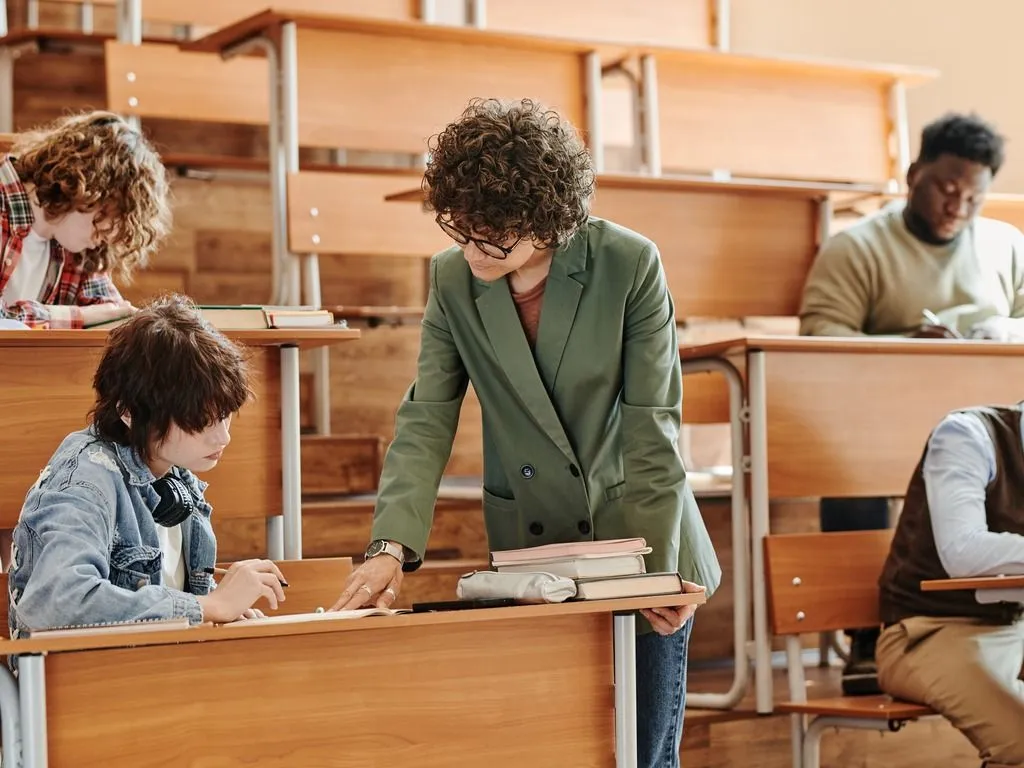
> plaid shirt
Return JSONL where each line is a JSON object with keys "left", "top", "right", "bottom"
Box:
{"left": 0, "top": 156, "right": 122, "bottom": 328}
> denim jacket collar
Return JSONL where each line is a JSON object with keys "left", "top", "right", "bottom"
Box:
{"left": 92, "top": 428, "right": 158, "bottom": 487}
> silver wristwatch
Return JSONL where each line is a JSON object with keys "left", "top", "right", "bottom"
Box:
{"left": 365, "top": 539, "right": 406, "bottom": 564}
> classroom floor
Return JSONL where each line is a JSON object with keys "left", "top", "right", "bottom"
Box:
{"left": 683, "top": 664, "right": 978, "bottom": 767}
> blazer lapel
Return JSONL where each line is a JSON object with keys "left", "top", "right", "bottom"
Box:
{"left": 475, "top": 276, "right": 577, "bottom": 462}
{"left": 534, "top": 232, "right": 588, "bottom": 392}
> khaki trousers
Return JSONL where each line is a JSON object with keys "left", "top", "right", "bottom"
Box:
{"left": 876, "top": 616, "right": 1024, "bottom": 767}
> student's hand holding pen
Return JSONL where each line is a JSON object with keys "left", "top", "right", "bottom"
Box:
{"left": 911, "top": 309, "right": 962, "bottom": 339}
{"left": 196, "top": 559, "right": 288, "bottom": 623}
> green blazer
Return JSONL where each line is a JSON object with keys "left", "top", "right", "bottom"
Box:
{"left": 371, "top": 217, "right": 721, "bottom": 597}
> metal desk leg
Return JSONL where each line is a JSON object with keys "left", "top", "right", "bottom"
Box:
{"left": 584, "top": 52, "right": 605, "bottom": 174}
{"left": 747, "top": 351, "right": 773, "bottom": 713}
{"left": 0, "top": 663, "right": 22, "bottom": 766}
{"left": 681, "top": 358, "right": 750, "bottom": 710}
{"left": 0, "top": 49, "right": 13, "bottom": 135}
{"left": 18, "top": 655, "right": 47, "bottom": 768}
{"left": 279, "top": 344, "right": 302, "bottom": 561}
{"left": 613, "top": 613, "right": 637, "bottom": 768}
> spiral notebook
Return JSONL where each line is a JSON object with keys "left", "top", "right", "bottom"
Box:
{"left": 29, "top": 616, "right": 191, "bottom": 638}
{"left": 217, "top": 607, "right": 410, "bottom": 628}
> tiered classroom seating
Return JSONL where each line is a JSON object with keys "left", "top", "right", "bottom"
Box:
{"left": 2, "top": 3, "right": 1008, "bottom": 764}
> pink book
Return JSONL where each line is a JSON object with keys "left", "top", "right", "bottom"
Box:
{"left": 490, "top": 538, "right": 648, "bottom": 565}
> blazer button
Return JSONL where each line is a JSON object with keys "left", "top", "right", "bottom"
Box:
{"left": 529, "top": 521, "right": 544, "bottom": 536}
{"left": 578, "top": 520, "right": 592, "bottom": 535}
{"left": 521, "top": 464, "right": 535, "bottom": 479}
{"left": 569, "top": 464, "right": 580, "bottom": 478}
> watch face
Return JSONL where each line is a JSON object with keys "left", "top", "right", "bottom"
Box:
{"left": 366, "top": 540, "right": 385, "bottom": 558}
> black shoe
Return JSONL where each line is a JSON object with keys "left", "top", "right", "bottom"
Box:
{"left": 841, "top": 629, "right": 881, "bottom": 696}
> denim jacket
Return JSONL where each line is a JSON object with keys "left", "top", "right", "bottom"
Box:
{"left": 8, "top": 427, "right": 215, "bottom": 640}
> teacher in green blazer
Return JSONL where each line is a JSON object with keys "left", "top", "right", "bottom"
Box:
{"left": 333, "top": 98, "right": 720, "bottom": 768}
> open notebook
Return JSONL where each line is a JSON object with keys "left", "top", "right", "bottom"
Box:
{"left": 217, "top": 607, "right": 410, "bottom": 628}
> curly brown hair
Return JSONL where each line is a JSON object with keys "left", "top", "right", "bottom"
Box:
{"left": 423, "top": 98, "right": 594, "bottom": 248}
{"left": 11, "top": 111, "right": 171, "bottom": 281}
{"left": 90, "top": 294, "right": 253, "bottom": 461}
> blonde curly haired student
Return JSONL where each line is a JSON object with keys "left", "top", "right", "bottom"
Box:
{"left": 0, "top": 111, "right": 171, "bottom": 328}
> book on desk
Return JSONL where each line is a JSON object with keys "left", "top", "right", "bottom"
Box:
{"left": 490, "top": 538, "right": 686, "bottom": 600}
{"left": 85, "top": 305, "right": 338, "bottom": 330}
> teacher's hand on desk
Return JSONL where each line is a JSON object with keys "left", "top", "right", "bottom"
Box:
{"left": 641, "top": 581, "right": 706, "bottom": 637}
{"left": 331, "top": 550, "right": 404, "bottom": 612}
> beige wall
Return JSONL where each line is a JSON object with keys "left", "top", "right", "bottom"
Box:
{"left": 730, "top": 0, "right": 1024, "bottom": 192}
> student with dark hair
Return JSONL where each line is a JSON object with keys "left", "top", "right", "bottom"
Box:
{"left": 8, "top": 295, "right": 286, "bottom": 639}
{"left": 799, "top": 112, "right": 1024, "bottom": 695}
{"left": 331, "top": 98, "right": 720, "bottom": 768}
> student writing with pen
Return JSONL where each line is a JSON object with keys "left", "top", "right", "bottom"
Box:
{"left": 7, "top": 295, "right": 286, "bottom": 642}
{"left": 799, "top": 113, "right": 1024, "bottom": 697}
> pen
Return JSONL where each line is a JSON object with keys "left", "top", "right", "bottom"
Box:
{"left": 922, "top": 309, "right": 963, "bottom": 339}
{"left": 203, "top": 566, "right": 289, "bottom": 588}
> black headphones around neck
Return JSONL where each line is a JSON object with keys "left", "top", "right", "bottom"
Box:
{"left": 151, "top": 475, "right": 196, "bottom": 527}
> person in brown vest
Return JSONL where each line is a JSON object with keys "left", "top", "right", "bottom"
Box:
{"left": 877, "top": 405, "right": 1024, "bottom": 768}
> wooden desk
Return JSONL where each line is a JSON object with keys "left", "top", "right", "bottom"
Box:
{"left": 186, "top": 8, "right": 613, "bottom": 310}
{"left": 0, "top": 593, "right": 704, "bottom": 767}
{"left": 624, "top": 45, "right": 936, "bottom": 185}
{"left": 681, "top": 335, "right": 1024, "bottom": 714}
{"left": 0, "top": 328, "right": 359, "bottom": 561}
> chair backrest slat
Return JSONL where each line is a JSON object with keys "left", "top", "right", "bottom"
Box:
{"left": 765, "top": 530, "right": 892, "bottom": 635}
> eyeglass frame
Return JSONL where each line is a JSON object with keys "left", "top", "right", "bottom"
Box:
{"left": 436, "top": 216, "right": 525, "bottom": 260}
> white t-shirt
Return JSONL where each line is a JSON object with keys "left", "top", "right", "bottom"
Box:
{"left": 156, "top": 524, "right": 187, "bottom": 591}
{"left": 1, "top": 229, "right": 50, "bottom": 302}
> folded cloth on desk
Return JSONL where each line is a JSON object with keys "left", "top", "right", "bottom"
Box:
{"left": 457, "top": 570, "right": 577, "bottom": 604}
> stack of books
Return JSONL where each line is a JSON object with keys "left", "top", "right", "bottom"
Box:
{"left": 490, "top": 537, "right": 683, "bottom": 600}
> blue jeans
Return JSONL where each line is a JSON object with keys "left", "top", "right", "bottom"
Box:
{"left": 636, "top": 618, "right": 693, "bottom": 768}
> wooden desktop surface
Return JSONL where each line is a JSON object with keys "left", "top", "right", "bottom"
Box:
{"left": 11, "top": 595, "right": 703, "bottom": 766}
{"left": 681, "top": 335, "right": 1024, "bottom": 498}
{"left": 921, "top": 575, "right": 1024, "bottom": 592}
{"left": 185, "top": 8, "right": 618, "bottom": 54}
{"left": 1, "top": 592, "right": 703, "bottom": 654}
{"left": 0, "top": 327, "right": 359, "bottom": 350}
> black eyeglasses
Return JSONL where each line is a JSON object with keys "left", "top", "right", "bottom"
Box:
{"left": 436, "top": 217, "right": 524, "bottom": 260}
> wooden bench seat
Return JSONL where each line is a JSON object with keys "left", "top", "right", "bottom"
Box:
{"left": 776, "top": 696, "right": 933, "bottom": 721}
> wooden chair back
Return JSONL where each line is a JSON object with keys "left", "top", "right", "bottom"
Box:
{"left": 764, "top": 530, "right": 892, "bottom": 635}
{"left": 287, "top": 170, "right": 448, "bottom": 257}
{"left": 0, "top": 134, "right": 15, "bottom": 154}
{"left": 215, "top": 557, "right": 354, "bottom": 615}
{"left": 105, "top": 41, "right": 269, "bottom": 125}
